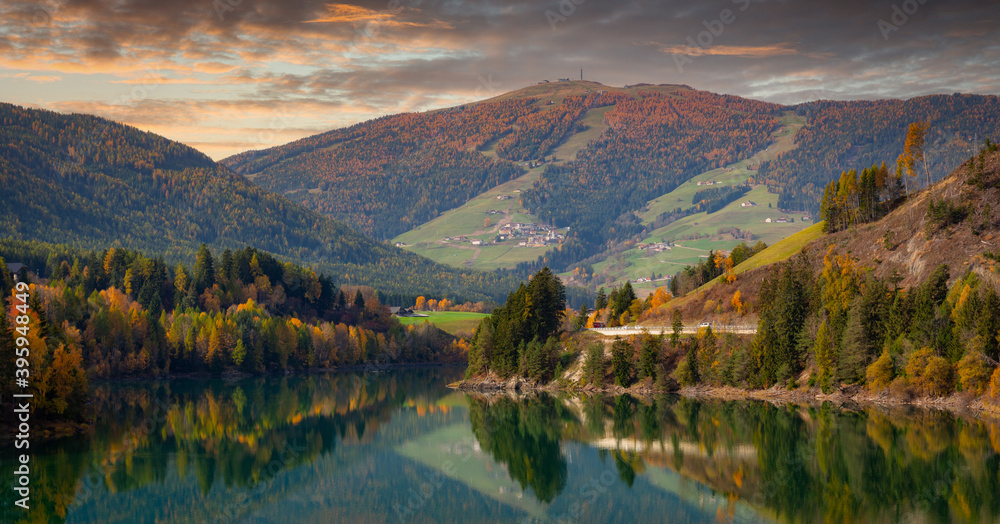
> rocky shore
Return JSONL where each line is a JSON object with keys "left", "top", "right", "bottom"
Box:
{"left": 451, "top": 374, "right": 1000, "bottom": 418}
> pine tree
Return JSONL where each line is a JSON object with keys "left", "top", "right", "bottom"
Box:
{"left": 639, "top": 335, "right": 660, "bottom": 380}
{"left": 193, "top": 244, "right": 215, "bottom": 293}
{"left": 595, "top": 287, "right": 608, "bottom": 311}
{"left": 583, "top": 343, "right": 605, "bottom": 386}
{"left": 611, "top": 337, "right": 633, "bottom": 387}
{"left": 353, "top": 289, "right": 366, "bottom": 309}
{"left": 574, "top": 303, "right": 590, "bottom": 331}
{"left": 978, "top": 285, "right": 1000, "bottom": 362}
{"left": 671, "top": 309, "right": 683, "bottom": 347}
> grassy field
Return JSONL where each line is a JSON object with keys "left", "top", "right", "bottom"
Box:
{"left": 550, "top": 105, "right": 613, "bottom": 161}
{"left": 583, "top": 112, "right": 811, "bottom": 289}
{"left": 731, "top": 221, "right": 826, "bottom": 275}
{"left": 392, "top": 108, "right": 812, "bottom": 285}
{"left": 590, "top": 186, "right": 813, "bottom": 289}
{"left": 637, "top": 113, "right": 806, "bottom": 224}
{"left": 397, "top": 311, "right": 489, "bottom": 335}
{"left": 393, "top": 101, "right": 619, "bottom": 271}
{"left": 688, "top": 221, "right": 827, "bottom": 295}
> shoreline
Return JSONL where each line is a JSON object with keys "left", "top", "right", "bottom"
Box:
{"left": 451, "top": 376, "right": 1000, "bottom": 419}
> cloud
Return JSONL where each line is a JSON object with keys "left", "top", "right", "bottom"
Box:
{"left": 0, "top": 0, "right": 996, "bottom": 159}
{"left": 643, "top": 42, "right": 805, "bottom": 58}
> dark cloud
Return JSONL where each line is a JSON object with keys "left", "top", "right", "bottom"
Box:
{"left": 2, "top": 0, "right": 997, "bottom": 158}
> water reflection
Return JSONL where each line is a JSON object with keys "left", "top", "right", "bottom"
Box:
{"left": 3, "top": 373, "right": 1000, "bottom": 523}
{"left": 0, "top": 368, "right": 465, "bottom": 523}
{"left": 468, "top": 393, "right": 1000, "bottom": 524}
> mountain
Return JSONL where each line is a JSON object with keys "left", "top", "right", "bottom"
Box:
{"left": 225, "top": 82, "right": 1000, "bottom": 283}
{"left": 0, "top": 103, "right": 521, "bottom": 302}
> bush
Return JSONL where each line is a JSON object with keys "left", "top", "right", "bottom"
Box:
{"left": 866, "top": 350, "right": 895, "bottom": 392}
{"left": 926, "top": 197, "right": 969, "bottom": 231}
{"left": 957, "top": 352, "right": 994, "bottom": 396}
{"left": 889, "top": 376, "right": 915, "bottom": 400}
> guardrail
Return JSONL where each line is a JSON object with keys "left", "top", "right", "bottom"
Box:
{"left": 590, "top": 324, "right": 757, "bottom": 336}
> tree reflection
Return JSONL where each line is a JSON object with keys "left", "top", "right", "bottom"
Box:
{"left": 467, "top": 392, "right": 1000, "bottom": 523}
{"left": 468, "top": 395, "right": 570, "bottom": 503}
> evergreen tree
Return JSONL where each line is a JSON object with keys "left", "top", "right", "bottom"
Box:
{"left": 595, "top": 287, "right": 608, "bottom": 311}
{"left": 978, "top": 286, "right": 1000, "bottom": 362}
{"left": 220, "top": 249, "right": 234, "bottom": 285}
{"left": 671, "top": 309, "right": 683, "bottom": 347}
{"left": 611, "top": 337, "right": 634, "bottom": 387}
{"left": 583, "top": 343, "right": 605, "bottom": 386}
{"left": 639, "top": 335, "right": 660, "bottom": 380}
{"left": 574, "top": 303, "right": 590, "bottom": 331}
{"left": 193, "top": 244, "right": 215, "bottom": 293}
{"left": 353, "top": 289, "right": 366, "bottom": 309}
{"left": 753, "top": 256, "right": 810, "bottom": 386}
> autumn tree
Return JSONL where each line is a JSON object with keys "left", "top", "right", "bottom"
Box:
{"left": 731, "top": 290, "right": 744, "bottom": 316}
{"left": 903, "top": 121, "right": 930, "bottom": 189}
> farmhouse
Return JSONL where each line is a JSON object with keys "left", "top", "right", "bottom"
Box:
{"left": 740, "top": 201, "right": 757, "bottom": 208}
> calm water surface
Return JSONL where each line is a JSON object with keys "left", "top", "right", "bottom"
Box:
{"left": 2, "top": 368, "right": 999, "bottom": 523}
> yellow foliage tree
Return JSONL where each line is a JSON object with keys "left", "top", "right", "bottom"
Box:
{"left": 902, "top": 121, "right": 930, "bottom": 188}
{"left": 650, "top": 287, "right": 671, "bottom": 309}
{"left": 731, "top": 290, "right": 744, "bottom": 315}
{"left": 415, "top": 296, "right": 426, "bottom": 311}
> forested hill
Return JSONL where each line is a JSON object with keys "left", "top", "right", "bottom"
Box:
{"left": 0, "top": 103, "right": 520, "bottom": 302}
{"left": 762, "top": 94, "right": 1000, "bottom": 213}
{"left": 224, "top": 82, "right": 1000, "bottom": 276}
{"left": 222, "top": 83, "right": 783, "bottom": 241}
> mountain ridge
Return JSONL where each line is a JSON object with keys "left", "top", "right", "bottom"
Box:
{"left": 223, "top": 82, "right": 1000, "bottom": 283}
{"left": 0, "top": 102, "right": 522, "bottom": 302}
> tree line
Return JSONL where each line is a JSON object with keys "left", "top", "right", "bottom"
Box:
{"left": 0, "top": 242, "right": 470, "bottom": 420}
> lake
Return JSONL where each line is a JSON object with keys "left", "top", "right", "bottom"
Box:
{"left": 2, "top": 368, "right": 999, "bottom": 523}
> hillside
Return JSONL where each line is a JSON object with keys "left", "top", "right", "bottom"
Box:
{"left": 225, "top": 83, "right": 1000, "bottom": 286}
{"left": 654, "top": 146, "right": 1000, "bottom": 326}
{"left": 761, "top": 94, "right": 1000, "bottom": 214}
{"left": 0, "top": 103, "right": 521, "bottom": 302}
{"left": 224, "top": 83, "right": 782, "bottom": 246}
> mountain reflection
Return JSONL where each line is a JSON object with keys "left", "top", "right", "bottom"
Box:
{"left": 3, "top": 374, "right": 999, "bottom": 523}
{"left": 0, "top": 368, "right": 463, "bottom": 524}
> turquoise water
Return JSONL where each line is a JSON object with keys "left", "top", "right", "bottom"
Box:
{"left": 2, "top": 369, "right": 999, "bottom": 523}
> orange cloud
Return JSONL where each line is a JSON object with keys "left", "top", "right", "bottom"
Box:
{"left": 645, "top": 41, "right": 804, "bottom": 58}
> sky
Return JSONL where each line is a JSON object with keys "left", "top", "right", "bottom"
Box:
{"left": 1, "top": 0, "right": 998, "bottom": 160}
